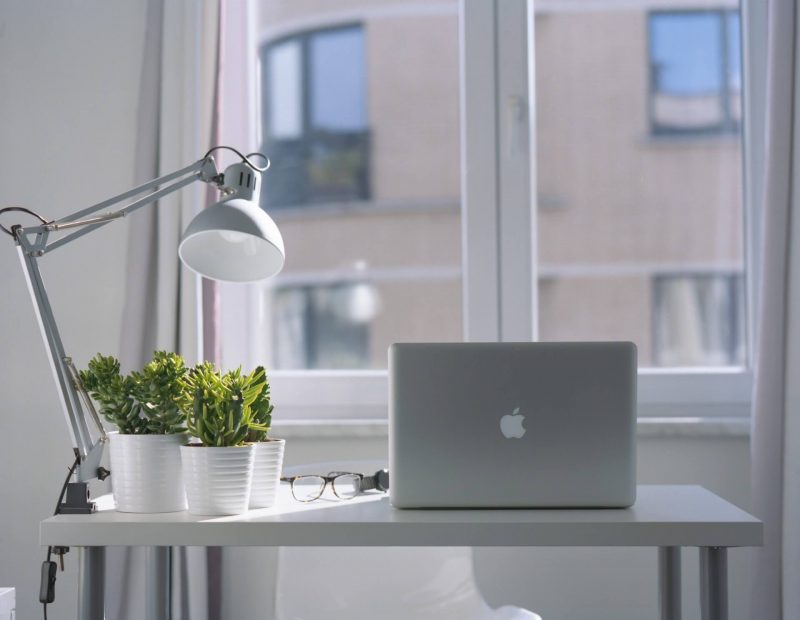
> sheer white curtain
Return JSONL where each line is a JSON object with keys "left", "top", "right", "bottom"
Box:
{"left": 750, "top": 1, "right": 800, "bottom": 618}
{"left": 112, "top": 0, "right": 222, "bottom": 618}
{"left": 119, "top": 0, "right": 220, "bottom": 368}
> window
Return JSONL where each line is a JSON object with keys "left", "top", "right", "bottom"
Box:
{"left": 261, "top": 25, "right": 370, "bottom": 207}
{"left": 273, "top": 283, "right": 374, "bottom": 370}
{"left": 649, "top": 10, "right": 742, "bottom": 134}
{"left": 653, "top": 274, "right": 745, "bottom": 367}
{"left": 229, "top": 4, "right": 463, "bottom": 381}
{"left": 535, "top": 3, "right": 745, "bottom": 369}
{"left": 221, "top": 1, "right": 758, "bottom": 421}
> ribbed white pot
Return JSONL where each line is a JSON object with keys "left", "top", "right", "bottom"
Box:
{"left": 180, "top": 444, "right": 255, "bottom": 515}
{"left": 249, "top": 439, "right": 286, "bottom": 509}
{"left": 108, "top": 432, "right": 188, "bottom": 513}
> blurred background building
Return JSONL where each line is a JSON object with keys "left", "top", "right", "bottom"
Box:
{"left": 254, "top": 0, "right": 744, "bottom": 370}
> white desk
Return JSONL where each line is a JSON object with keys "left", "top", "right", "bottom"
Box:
{"left": 41, "top": 485, "right": 761, "bottom": 620}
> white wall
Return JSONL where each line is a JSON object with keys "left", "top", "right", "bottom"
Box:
{"left": 0, "top": 2, "right": 146, "bottom": 618}
{"left": 0, "top": 3, "right": 755, "bottom": 620}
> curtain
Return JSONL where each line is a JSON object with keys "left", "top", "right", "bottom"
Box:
{"left": 111, "top": 0, "right": 222, "bottom": 618}
{"left": 750, "top": 1, "right": 800, "bottom": 618}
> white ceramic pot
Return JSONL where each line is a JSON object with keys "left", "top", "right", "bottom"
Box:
{"left": 180, "top": 444, "right": 255, "bottom": 515}
{"left": 108, "top": 432, "right": 188, "bottom": 513}
{"left": 249, "top": 439, "right": 286, "bottom": 509}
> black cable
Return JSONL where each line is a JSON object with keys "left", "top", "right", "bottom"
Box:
{"left": 42, "top": 454, "right": 80, "bottom": 619}
{"left": 0, "top": 206, "right": 51, "bottom": 236}
{"left": 245, "top": 152, "right": 271, "bottom": 170}
{"left": 202, "top": 146, "right": 271, "bottom": 172}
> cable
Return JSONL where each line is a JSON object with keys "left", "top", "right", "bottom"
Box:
{"left": 245, "top": 152, "right": 271, "bottom": 170}
{"left": 202, "top": 146, "right": 271, "bottom": 172}
{"left": 0, "top": 206, "right": 51, "bottom": 237}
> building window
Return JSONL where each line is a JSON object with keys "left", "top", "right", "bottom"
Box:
{"left": 653, "top": 274, "right": 745, "bottom": 367}
{"left": 272, "top": 282, "right": 379, "bottom": 369}
{"left": 649, "top": 10, "right": 741, "bottom": 135}
{"left": 261, "top": 25, "right": 369, "bottom": 208}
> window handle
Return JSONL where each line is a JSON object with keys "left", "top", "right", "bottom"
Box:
{"left": 506, "top": 95, "right": 528, "bottom": 158}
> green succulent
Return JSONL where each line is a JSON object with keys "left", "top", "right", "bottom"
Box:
{"left": 177, "top": 363, "right": 272, "bottom": 447}
{"left": 130, "top": 351, "right": 187, "bottom": 434}
{"left": 243, "top": 366, "right": 274, "bottom": 443}
{"left": 79, "top": 351, "right": 188, "bottom": 435}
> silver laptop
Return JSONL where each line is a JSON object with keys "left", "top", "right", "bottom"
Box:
{"left": 389, "top": 342, "right": 637, "bottom": 508}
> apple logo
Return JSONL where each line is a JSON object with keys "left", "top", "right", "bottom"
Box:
{"left": 499, "top": 407, "right": 526, "bottom": 439}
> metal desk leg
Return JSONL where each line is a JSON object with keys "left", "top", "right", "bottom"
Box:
{"left": 700, "top": 547, "right": 728, "bottom": 620}
{"left": 77, "top": 546, "right": 105, "bottom": 620}
{"left": 659, "top": 546, "right": 681, "bottom": 620}
{"left": 145, "top": 546, "right": 172, "bottom": 620}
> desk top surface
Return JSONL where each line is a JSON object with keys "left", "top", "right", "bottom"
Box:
{"left": 40, "top": 485, "right": 762, "bottom": 548}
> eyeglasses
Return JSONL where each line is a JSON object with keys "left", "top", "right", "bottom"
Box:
{"left": 281, "top": 471, "right": 367, "bottom": 502}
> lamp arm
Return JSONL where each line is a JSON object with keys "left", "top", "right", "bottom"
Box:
{"left": 16, "top": 244, "right": 102, "bottom": 480}
{"left": 9, "top": 155, "right": 222, "bottom": 492}
{"left": 16, "top": 157, "right": 220, "bottom": 256}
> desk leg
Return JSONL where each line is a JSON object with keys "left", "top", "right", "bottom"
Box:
{"left": 77, "top": 546, "right": 104, "bottom": 620}
{"left": 659, "top": 546, "right": 681, "bottom": 620}
{"left": 700, "top": 547, "right": 728, "bottom": 620}
{"left": 145, "top": 546, "right": 172, "bottom": 620}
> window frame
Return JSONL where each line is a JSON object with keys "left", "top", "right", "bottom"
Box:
{"left": 647, "top": 8, "right": 742, "bottom": 137}
{"left": 224, "top": 0, "right": 763, "bottom": 426}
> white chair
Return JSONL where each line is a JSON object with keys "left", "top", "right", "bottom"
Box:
{"left": 274, "top": 462, "right": 542, "bottom": 620}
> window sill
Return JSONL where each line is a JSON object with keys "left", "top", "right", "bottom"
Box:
{"left": 271, "top": 416, "right": 750, "bottom": 440}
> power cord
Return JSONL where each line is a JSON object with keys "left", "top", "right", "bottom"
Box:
{"left": 0, "top": 206, "right": 51, "bottom": 237}
{"left": 41, "top": 452, "right": 80, "bottom": 619}
{"left": 202, "top": 146, "right": 271, "bottom": 172}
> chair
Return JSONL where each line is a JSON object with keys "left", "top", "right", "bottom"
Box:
{"left": 274, "top": 461, "right": 542, "bottom": 620}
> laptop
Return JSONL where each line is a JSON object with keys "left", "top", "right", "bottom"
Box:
{"left": 389, "top": 342, "right": 637, "bottom": 508}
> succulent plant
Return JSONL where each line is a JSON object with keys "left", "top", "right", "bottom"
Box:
{"left": 244, "top": 366, "right": 274, "bottom": 443}
{"left": 177, "top": 363, "right": 271, "bottom": 447}
{"left": 130, "top": 351, "right": 188, "bottom": 434}
{"left": 79, "top": 354, "right": 140, "bottom": 433}
{"left": 79, "top": 351, "right": 188, "bottom": 435}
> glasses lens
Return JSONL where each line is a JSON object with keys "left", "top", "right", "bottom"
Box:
{"left": 332, "top": 474, "right": 361, "bottom": 499}
{"left": 291, "top": 476, "right": 326, "bottom": 502}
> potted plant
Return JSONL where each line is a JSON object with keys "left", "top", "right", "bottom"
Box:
{"left": 242, "top": 366, "right": 285, "bottom": 509}
{"left": 177, "top": 363, "right": 268, "bottom": 515}
{"left": 79, "top": 351, "right": 189, "bottom": 513}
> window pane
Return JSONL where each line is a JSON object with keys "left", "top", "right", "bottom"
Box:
{"left": 650, "top": 12, "right": 724, "bottom": 131}
{"left": 535, "top": 3, "right": 745, "bottom": 368}
{"left": 654, "top": 275, "right": 745, "bottom": 366}
{"left": 310, "top": 28, "right": 367, "bottom": 132}
{"left": 273, "top": 283, "right": 373, "bottom": 369}
{"left": 266, "top": 40, "right": 302, "bottom": 140}
{"left": 241, "top": 3, "right": 462, "bottom": 370}
{"left": 262, "top": 27, "right": 369, "bottom": 207}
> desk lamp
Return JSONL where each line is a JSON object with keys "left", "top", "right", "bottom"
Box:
{"left": 0, "top": 146, "right": 284, "bottom": 514}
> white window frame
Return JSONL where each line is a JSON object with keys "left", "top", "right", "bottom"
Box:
{"left": 226, "top": 0, "right": 765, "bottom": 425}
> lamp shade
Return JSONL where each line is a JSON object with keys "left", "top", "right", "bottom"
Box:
{"left": 178, "top": 198, "right": 285, "bottom": 282}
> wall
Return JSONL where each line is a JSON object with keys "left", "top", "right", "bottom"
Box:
{"left": 0, "top": 2, "right": 146, "bottom": 618}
